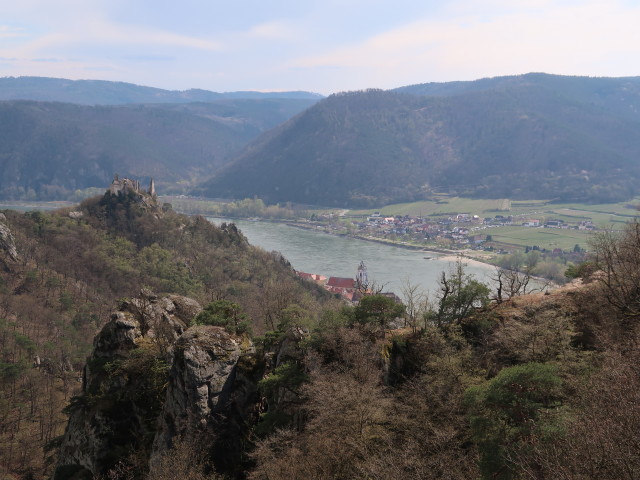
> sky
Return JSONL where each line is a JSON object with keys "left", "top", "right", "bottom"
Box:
{"left": 1, "top": 0, "right": 640, "bottom": 95}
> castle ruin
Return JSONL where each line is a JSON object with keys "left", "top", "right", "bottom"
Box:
{"left": 108, "top": 174, "right": 156, "bottom": 197}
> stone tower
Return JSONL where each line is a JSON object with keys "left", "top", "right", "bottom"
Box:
{"left": 356, "top": 261, "right": 369, "bottom": 290}
{"left": 149, "top": 178, "right": 156, "bottom": 197}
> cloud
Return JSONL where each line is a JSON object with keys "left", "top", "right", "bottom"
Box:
{"left": 2, "top": 0, "right": 640, "bottom": 93}
{"left": 291, "top": 0, "right": 640, "bottom": 86}
{"left": 46, "top": 19, "right": 221, "bottom": 52}
{"left": 122, "top": 54, "right": 176, "bottom": 62}
{"left": 246, "top": 21, "right": 299, "bottom": 40}
{"left": 0, "top": 25, "right": 26, "bottom": 39}
{"left": 1, "top": 10, "right": 222, "bottom": 66}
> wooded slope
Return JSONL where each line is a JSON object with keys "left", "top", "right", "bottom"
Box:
{"left": 0, "top": 98, "right": 315, "bottom": 199}
{"left": 200, "top": 74, "right": 640, "bottom": 206}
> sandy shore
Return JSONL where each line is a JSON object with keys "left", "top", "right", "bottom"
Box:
{"left": 439, "top": 254, "right": 497, "bottom": 270}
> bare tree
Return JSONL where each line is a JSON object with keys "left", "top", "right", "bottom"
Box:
{"left": 591, "top": 220, "right": 640, "bottom": 320}
{"left": 400, "top": 277, "right": 430, "bottom": 333}
{"left": 491, "top": 265, "right": 542, "bottom": 303}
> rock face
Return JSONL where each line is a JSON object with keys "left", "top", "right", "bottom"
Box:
{"left": 54, "top": 289, "right": 309, "bottom": 479}
{"left": 151, "top": 325, "right": 257, "bottom": 471}
{"left": 54, "top": 291, "right": 260, "bottom": 479}
{"left": 0, "top": 213, "right": 19, "bottom": 267}
{"left": 54, "top": 307, "right": 144, "bottom": 480}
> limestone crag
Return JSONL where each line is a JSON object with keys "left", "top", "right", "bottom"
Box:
{"left": 55, "top": 291, "right": 203, "bottom": 479}
{"left": 54, "top": 291, "right": 262, "bottom": 479}
{"left": 55, "top": 310, "right": 144, "bottom": 479}
{"left": 151, "top": 325, "right": 256, "bottom": 465}
{"left": 275, "top": 325, "right": 308, "bottom": 367}
{"left": 0, "top": 213, "right": 19, "bottom": 267}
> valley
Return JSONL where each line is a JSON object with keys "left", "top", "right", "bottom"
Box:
{"left": 207, "top": 216, "right": 495, "bottom": 299}
{"left": 1, "top": 73, "right": 640, "bottom": 480}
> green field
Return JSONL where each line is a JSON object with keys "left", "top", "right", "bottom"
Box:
{"left": 349, "top": 197, "right": 512, "bottom": 217}
{"left": 484, "top": 225, "right": 594, "bottom": 251}
{"left": 0, "top": 201, "right": 75, "bottom": 212}
{"left": 347, "top": 195, "right": 640, "bottom": 251}
{"left": 139, "top": 195, "right": 640, "bottom": 252}
{"left": 349, "top": 196, "right": 639, "bottom": 227}
{"left": 158, "top": 196, "right": 616, "bottom": 253}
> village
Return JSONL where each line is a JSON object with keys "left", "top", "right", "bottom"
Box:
{"left": 303, "top": 210, "right": 596, "bottom": 255}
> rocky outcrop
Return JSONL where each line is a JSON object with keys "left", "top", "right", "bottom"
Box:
{"left": 54, "top": 291, "right": 260, "bottom": 479}
{"left": 0, "top": 213, "right": 19, "bottom": 268}
{"left": 54, "top": 308, "right": 144, "bottom": 480}
{"left": 55, "top": 291, "right": 202, "bottom": 479}
{"left": 151, "top": 325, "right": 258, "bottom": 472}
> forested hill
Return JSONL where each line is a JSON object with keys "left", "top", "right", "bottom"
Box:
{"left": 0, "top": 98, "right": 315, "bottom": 199}
{"left": 2, "top": 183, "right": 639, "bottom": 479}
{"left": 0, "top": 76, "right": 323, "bottom": 105}
{"left": 198, "top": 74, "right": 640, "bottom": 207}
{"left": 394, "top": 73, "right": 640, "bottom": 120}
{"left": 0, "top": 187, "right": 335, "bottom": 476}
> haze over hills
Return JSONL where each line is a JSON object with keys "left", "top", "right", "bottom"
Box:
{"left": 0, "top": 97, "right": 316, "bottom": 199}
{"left": 0, "top": 76, "right": 323, "bottom": 105}
{"left": 3, "top": 73, "right": 640, "bottom": 205}
{"left": 199, "top": 73, "right": 640, "bottom": 207}
{"left": 395, "top": 73, "right": 640, "bottom": 123}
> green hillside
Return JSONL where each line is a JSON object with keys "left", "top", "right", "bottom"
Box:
{"left": 0, "top": 189, "right": 335, "bottom": 477}
{"left": 198, "top": 74, "right": 640, "bottom": 207}
{"left": 0, "top": 98, "right": 315, "bottom": 200}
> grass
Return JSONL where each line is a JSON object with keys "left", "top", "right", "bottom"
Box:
{"left": 349, "top": 196, "right": 640, "bottom": 223}
{"left": 483, "top": 226, "right": 594, "bottom": 251}
{"left": 349, "top": 195, "right": 640, "bottom": 251}
{"left": 0, "top": 201, "right": 75, "bottom": 211}
{"left": 349, "top": 197, "right": 511, "bottom": 217}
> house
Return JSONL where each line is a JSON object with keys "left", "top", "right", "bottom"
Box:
{"left": 326, "top": 277, "right": 356, "bottom": 289}
{"left": 469, "top": 234, "right": 485, "bottom": 245}
{"left": 578, "top": 221, "right": 596, "bottom": 231}
{"left": 325, "top": 276, "right": 358, "bottom": 300}
{"left": 544, "top": 220, "right": 565, "bottom": 228}
{"left": 522, "top": 219, "right": 541, "bottom": 227}
{"left": 379, "top": 292, "right": 403, "bottom": 304}
{"left": 296, "top": 271, "right": 327, "bottom": 285}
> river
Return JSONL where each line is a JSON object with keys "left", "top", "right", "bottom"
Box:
{"left": 0, "top": 202, "right": 495, "bottom": 297}
{"left": 208, "top": 218, "right": 495, "bottom": 298}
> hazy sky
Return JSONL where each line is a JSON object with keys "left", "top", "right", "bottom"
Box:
{"left": 2, "top": 0, "right": 639, "bottom": 94}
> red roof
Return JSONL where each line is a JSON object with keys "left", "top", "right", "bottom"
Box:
{"left": 326, "top": 277, "right": 355, "bottom": 289}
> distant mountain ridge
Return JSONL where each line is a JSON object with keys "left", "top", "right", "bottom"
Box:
{"left": 4, "top": 73, "right": 640, "bottom": 205}
{"left": 198, "top": 74, "right": 640, "bottom": 206}
{"left": 395, "top": 72, "right": 640, "bottom": 120}
{"left": 0, "top": 76, "right": 323, "bottom": 105}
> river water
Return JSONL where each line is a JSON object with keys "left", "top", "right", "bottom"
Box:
{"left": 208, "top": 218, "right": 495, "bottom": 298}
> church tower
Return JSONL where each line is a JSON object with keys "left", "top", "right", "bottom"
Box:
{"left": 356, "top": 261, "right": 369, "bottom": 290}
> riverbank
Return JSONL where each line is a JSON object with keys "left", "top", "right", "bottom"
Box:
{"left": 439, "top": 254, "right": 496, "bottom": 270}
{"left": 213, "top": 217, "right": 563, "bottom": 295}
{"left": 185, "top": 214, "right": 503, "bottom": 274}
{"left": 283, "top": 221, "right": 499, "bottom": 266}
